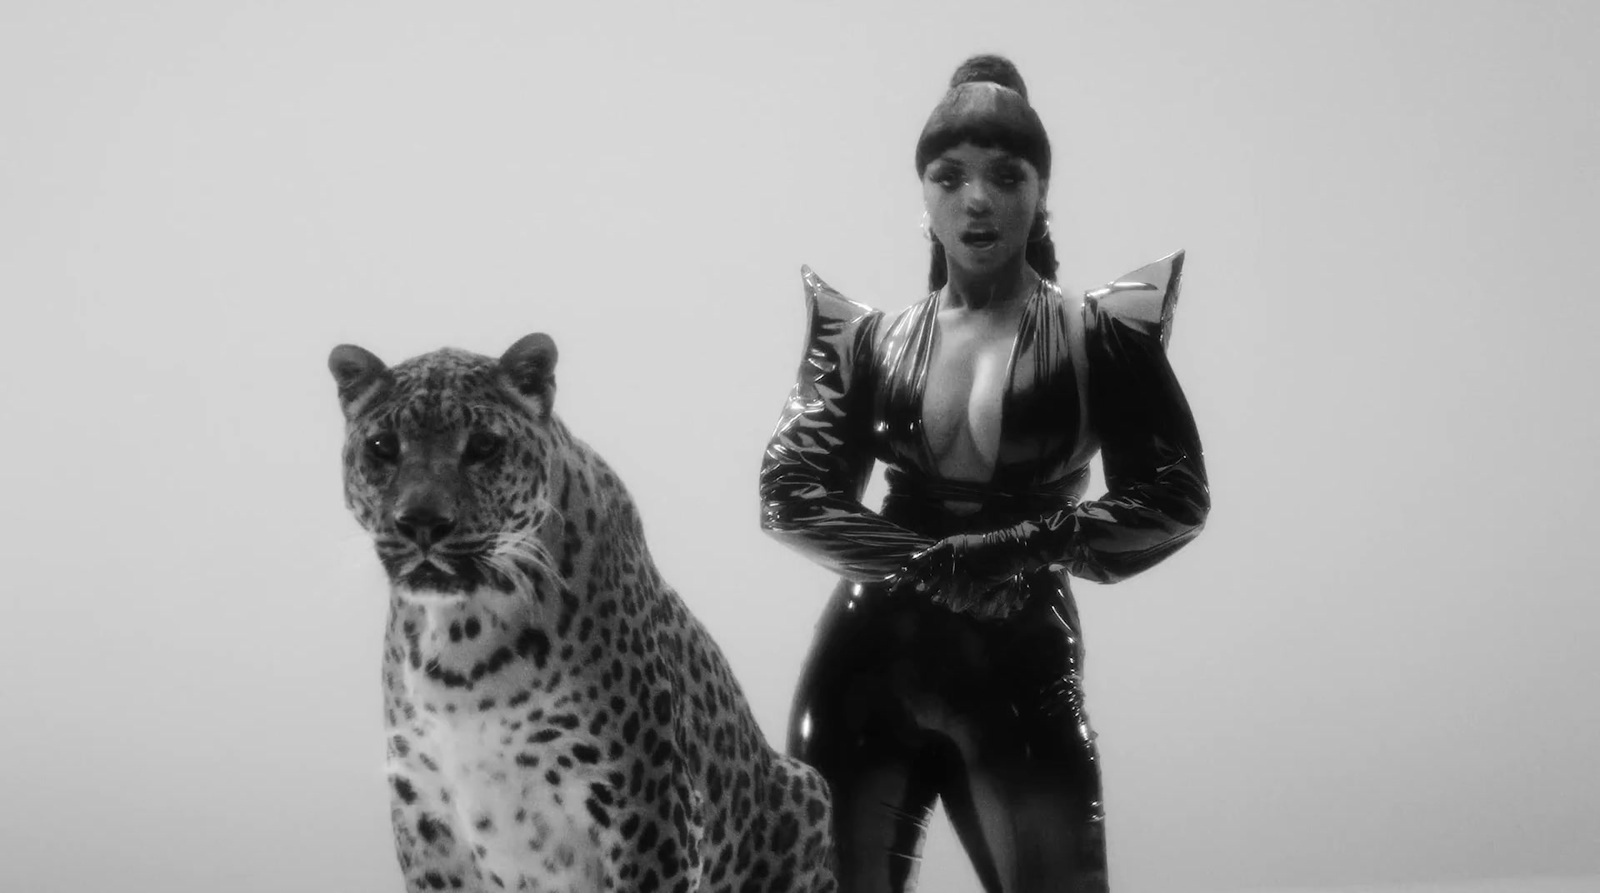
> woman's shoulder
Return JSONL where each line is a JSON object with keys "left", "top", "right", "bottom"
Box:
{"left": 1082, "top": 249, "right": 1187, "bottom": 349}
{"left": 795, "top": 266, "right": 942, "bottom": 352}
{"left": 792, "top": 266, "right": 891, "bottom": 384}
{"left": 798, "top": 265, "right": 882, "bottom": 328}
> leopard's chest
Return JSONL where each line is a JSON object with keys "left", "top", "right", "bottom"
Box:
{"left": 427, "top": 699, "right": 609, "bottom": 804}
{"left": 379, "top": 591, "right": 695, "bottom": 887}
{"left": 395, "top": 688, "right": 628, "bottom": 888}
{"left": 398, "top": 656, "right": 619, "bottom": 784}
{"left": 385, "top": 613, "right": 620, "bottom": 801}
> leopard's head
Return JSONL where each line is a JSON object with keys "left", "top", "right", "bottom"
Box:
{"left": 328, "top": 334, "right": 563, "bottom": 600}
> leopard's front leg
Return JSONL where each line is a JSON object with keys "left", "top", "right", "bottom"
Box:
{"left": 587, "top": 753, "right": 703, "bottom": 893}
{"left": 387, "top": 749, "right": 483, "bottom": 892}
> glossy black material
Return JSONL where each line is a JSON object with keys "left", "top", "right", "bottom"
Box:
{"left": 759, "top": 253, "right": 1209, "bottom": 893}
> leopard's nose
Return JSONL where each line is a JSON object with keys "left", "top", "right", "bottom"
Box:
{"left": 394, "top": 507, "right": 456, "bottom": 551}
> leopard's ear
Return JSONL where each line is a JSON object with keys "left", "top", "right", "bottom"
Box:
{"left": 328, "top": 344, "right": 390, "bottom": 420}
{"left": 499, "top": 333, "right": 558, "bottom": 419}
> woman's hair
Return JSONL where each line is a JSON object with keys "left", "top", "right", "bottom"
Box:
{"left": 917, "top": 54, "right": 1059, "bottom": 291}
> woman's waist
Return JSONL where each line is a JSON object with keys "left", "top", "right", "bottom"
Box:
{"left": 880, "top": 463, "right": 1088, "bottom": 536}
{"left": 815, "top": 574, "right": 1087, "bottom": 676}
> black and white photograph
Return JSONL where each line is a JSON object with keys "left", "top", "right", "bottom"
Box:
{"left": 2, "top": 1, "right": 1595, "bottom": 891}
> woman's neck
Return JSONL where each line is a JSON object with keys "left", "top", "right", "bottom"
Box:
{"left": 940, "top": 259, "right": 1040, "bottom": 312}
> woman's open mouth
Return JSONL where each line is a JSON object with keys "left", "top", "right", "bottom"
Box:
{"left": 960, "top": 230, "right": 1000, "bottom": 250}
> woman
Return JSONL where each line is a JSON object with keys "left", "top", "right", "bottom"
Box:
{"left": 758, "top": 55, "right": 1209, "bottom": 893}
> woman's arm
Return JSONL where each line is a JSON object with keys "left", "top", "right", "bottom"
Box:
{"left": 759, "top": 267, "right": 939, "bottom": 583}
{"left": 1056, "top": 254, "right": 1210, "bottom": 581}
{"left": 897, "top": 252, "right": 1210, "bottom": 602}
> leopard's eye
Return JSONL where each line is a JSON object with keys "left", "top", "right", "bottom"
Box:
{"left": 463, "top": 431, "right": 505, "bottom": 465}
{"left": 366, "top": 432, "right": 400, "bottom": 463}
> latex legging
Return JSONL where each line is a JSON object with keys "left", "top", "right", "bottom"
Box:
{"left": 787, "top": 503, "right": 1110, "bottom": 893}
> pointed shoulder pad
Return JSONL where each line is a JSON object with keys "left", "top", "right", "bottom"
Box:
{"left": 794, "top": 266, "right": 884, "bottom": 390}
{"left": 1084, "top": 249, "right": 1186, "bottom": 349}
{"left": 800, "top": 265, "right": 881, "bottom": 329}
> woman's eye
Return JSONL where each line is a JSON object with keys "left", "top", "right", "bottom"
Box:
{"left": 463, "top": 432, "right": 505, "bottom": 464}
{"left": 366, "top": 433, "right": 400, "bottom": 463}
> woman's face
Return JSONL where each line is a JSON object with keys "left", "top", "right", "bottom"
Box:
{"left": 922, "top": 141, "right": 1046, "bottom": 281}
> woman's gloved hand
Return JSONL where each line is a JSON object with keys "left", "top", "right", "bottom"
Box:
{"left": 890, "top": 523, "right": 1056, "bottom": 620}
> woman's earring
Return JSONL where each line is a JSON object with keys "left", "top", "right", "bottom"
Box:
{"left": 920, "top": 210, "right": 932, "bottom": 241}
{"left": 1029, "top": 211, "right": 1051, "bottom": 242}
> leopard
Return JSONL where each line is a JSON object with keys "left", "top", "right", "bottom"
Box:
{"left": 327, "top": 332, "right": 836, "bottom": 893}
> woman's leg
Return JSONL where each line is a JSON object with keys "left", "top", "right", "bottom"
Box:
{"left": 939, "top": 589, "right": 1111, "bottom": 893}
{"left": 787, "top": 584, "right": 946, "bottom": 893}
{"left": 940, "top": 676, "right": 1110, "bottom": 893}
{"left": 791, "top": 724, "right": 945, "bottom": 893}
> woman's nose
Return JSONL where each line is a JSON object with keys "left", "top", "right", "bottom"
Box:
{"left": 962, "top": 181, "right": 993, "bottom": 213}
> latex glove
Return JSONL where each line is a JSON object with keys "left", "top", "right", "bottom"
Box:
{"left": 891, "top": 527, "right": 1043, "bottom": 620}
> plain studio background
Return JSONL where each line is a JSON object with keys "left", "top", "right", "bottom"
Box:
{"left": 3, "top": 1, "right": 1597, "bottom": 891}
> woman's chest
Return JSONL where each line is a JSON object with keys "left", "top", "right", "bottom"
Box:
{"left": 870, "top": 289, "right": 1092, "bottom": 484}
{"left": 920, "top": 309, "right": 1023, "bottom": 479}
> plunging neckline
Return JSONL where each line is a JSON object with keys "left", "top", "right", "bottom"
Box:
{"left": 913, "top": 279, "right": 1043, "bottom": 484}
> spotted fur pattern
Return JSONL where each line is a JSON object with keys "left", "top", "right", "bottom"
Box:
{"left": 329, "top": 335, "right": 835, "bottom": 893}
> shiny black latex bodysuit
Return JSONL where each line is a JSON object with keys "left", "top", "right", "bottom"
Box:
{"left": 759, "top": 252, "right": 1209, "bottom": 893}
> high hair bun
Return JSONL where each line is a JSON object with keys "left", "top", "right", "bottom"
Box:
{"left": 949, "top": 54, "right": 1028, "bottom": 101}
{"left": 914, "top": 50, "right": 1051, "bottom": 181}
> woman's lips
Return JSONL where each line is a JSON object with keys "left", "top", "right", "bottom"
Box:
{"left": 960, "top": 231, "right": 999, "bottom": 249}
